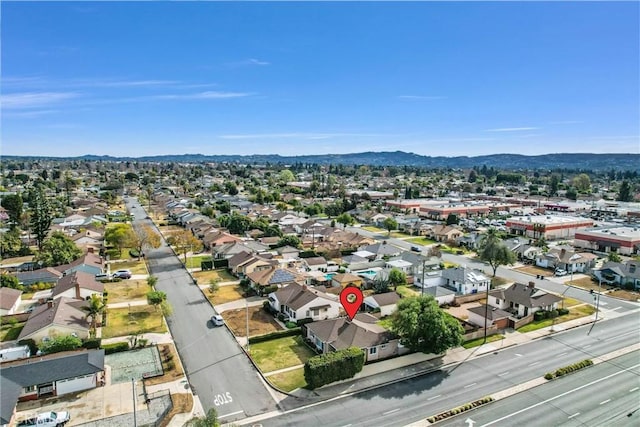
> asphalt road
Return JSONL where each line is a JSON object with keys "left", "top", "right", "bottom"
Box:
{"left": 250, "top": 312, "right": 640, "bottom": 427}
{"left": 346, "top": 226, "right": 639, "bottom": 313}
{"left": 438, "top": 350, "right": 640, "bottom": 427}
{"left": 124, "top": 198, "right": 277, "bottom": 423}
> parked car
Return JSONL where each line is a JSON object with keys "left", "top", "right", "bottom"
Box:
{"left": 112, "top": 269, "right": 132, "bottom": 279}
{"left": 18, "top": 411, "right": 70, "bottom": 426}
{"left": 410, "top": 245, "right": 422, "bottom": 252}
{"left": 210, "top": 314, "right": 224, "bottom": 327}
{"left": 554, "top": 268, "right": 568, "bottom": 277}
{"left": 95, "top": 273, "right": 111, "bottom": 281}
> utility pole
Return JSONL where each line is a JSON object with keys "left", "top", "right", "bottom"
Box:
{"left": 132, "top": 378, "right": 137, "bottom": 427}
{"left": 246, "top": 298, "right": 250, "bottom": 353}
{"left": 594, "top": 277, "right": 602, "bottom": 322}
{"left": 421, "top": 257, "right": 426, "bottom": 297}
{"left": 483, "top": 278, "right": 490, "bottom": 344}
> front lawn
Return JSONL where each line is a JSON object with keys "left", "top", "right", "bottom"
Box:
{"left": 268, "top": 367, "right": 307, "bottom": 392}
{"left": 608, "top": 289, "right": 640, "bottom": 302}
{"left": 102, "top": 305, "right": 167, "bottom": 338}
{"left": 396, "top": 285, "right": 420, "bottom": 298}
{"left": 109, "top": 260, "right": 148, "bottom": 275}
{"left": 205, "top": 285, "right": 244, "bottom": 306}
{"left": 0, "top": 322, "right": 25, "bottom": 341}
{"left": 250, "top": 335, "right": 315, "bottom": 373}
{"left": 406, "top": 237, "right": 437, "bottom": 246}
{"left": 462, "top": 334, "right": 505, "bottom": 349}
{"left": 185, "top": 255, "right": 212, "bottom": 269}
{"left": 106, "top": 247, "right": 136, "bottom": 261}
{"left": 193, "top": 269, "right": 236, "bottom": 283}
{"left": 515, "top": 265, "right": 554, "bottom": 277}
{"left": 362, "top": 226, "right": 385, "bottom": 233}
{"left": 224, "top": 306, "right": 282, "bottom": 337}
{"left": 567, "top": 277, "right": 615, "bottom": 292}
{"left": 517, "top": 305, "right": 596, "bottom": 333}
{"left": 105, "top": 280, "right": 153, "bottom": 303}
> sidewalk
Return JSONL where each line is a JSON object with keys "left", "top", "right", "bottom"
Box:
{"left": 214, "top": 296, "right": 267, "bottom": 313}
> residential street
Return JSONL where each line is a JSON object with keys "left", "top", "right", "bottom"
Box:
{"left": 124, "top": 198, "right": 278, "bottom": 423}
{"left": 436, "top": 350, "right": 640, "bottom": 427}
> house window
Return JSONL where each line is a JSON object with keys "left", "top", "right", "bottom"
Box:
{"left": 495, "top": 298, "right": 500, "bottom": 304}
{"left": 306, "top": 310, "right": 310, "bottom": 317}
{"left": 23, "top": 385, "right": 36, "bottom": 393}
{"left": 369, "top": 347, "right": 377, "bottom": 355}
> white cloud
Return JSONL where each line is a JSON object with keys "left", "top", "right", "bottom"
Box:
{"left": 485, "top": 127, "right": 539, "bottom": 132}
{"left": 1, "top": 92, "right": 79, "bottom": 109}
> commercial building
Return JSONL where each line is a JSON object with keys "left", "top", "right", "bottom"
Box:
{"left": 506, "top": 215, "right": 594, "bottom": 240}
{"left": 574, "top": 226, "right": 640, "bottom": 255}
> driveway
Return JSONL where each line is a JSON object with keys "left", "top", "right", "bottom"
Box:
{"left": 124, "top": 197, "right": 277, "bottom": 423}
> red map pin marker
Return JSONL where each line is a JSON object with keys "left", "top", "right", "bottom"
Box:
{"left": 340, "top": 287, "right": 363, "bottom": 320}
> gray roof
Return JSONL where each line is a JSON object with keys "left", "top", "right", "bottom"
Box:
{"left": 599, "top": 261, "right": 640, "bottom": 280}
{"left": 306, "top": 318, "right": 394, "bottom": 350}
{"left": 18, "top": 297, "right": 90, "bottom": 341}
{"left": 52, "top": 271, "right": 103, "bottom": 298}
{"left": 1, "top": 349, "right": 104, "bottom": 424}
{"left": 271, "top": 283, "right": 334, "bottom": 311}
{"left": 468, "top": 305, "right": 511, "bottom": 321}
{"left": 491, "top": 283, "right": 562, "bottom": 308}
{"left": 0, "top": 287, "right": 22, "bottom": 310}
{"left": 369, "top": 292, "right": 400, "bottom": 307}
{"left": 442, "top": 267, "right": 489, "bottom": 285}
{"left": 15, "top": 267, "right": 63, "bottom": 286}
{"left": 424, "top": 286, "right": 456, "bottom": 298}
{"left": 359, "top": 242, "right": 401, "bottom": 256}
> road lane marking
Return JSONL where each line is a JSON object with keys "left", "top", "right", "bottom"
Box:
{"left": 498, "top": 371, "right": 510, "bottom": 376}
{"left": 515, "top": 353, "right": 523, "bottom": 357}
{"left": 568, "top": 413, "right": 580, "bottom": 419}
{"left": 218, "top": 410, "right": 243, "bottom": 418}
{"left": 428, "top": 395, "right": 442, "bottom": 401}
{"left": 600, "top": 399, "right": 611, "bottom": 405}
{"left": 557, "top": 352, "right": 567, "bottom": 357}
{"left": 383, "top": 408, "right": 401, "bottom": 415}
{"left": 480, "top": 362, "right": 640, "bottom": 426}
{"left": 630, "top": 387, "right": 639, "bottom": 392}
{"left": 529, "top": 362, "right": 540, "bottom": 367}
{"left": 464, "top": 383, "right": 477, "bottom": 388}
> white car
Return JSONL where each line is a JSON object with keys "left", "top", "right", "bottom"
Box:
{"left": 18, "top": 411, "right": 70, "bottom": 426}
{"left": 554, "top": 269, "right": 568, "bottom": 277}
{"left": 211, "top": 314, "right": 224, "bottom": 327}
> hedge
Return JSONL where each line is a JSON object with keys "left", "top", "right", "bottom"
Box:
{"left": 304, "top": 347, "right": 365, "bottom": 389}
{"left": 102, "top": 342, "right": 130, "bottom": 354}
{"left": 82, "top": 338, "right": 102, "bottom": 349}
{"left": 213, "top": 259, "right": 229, "bottom": 269}
{"left": 426, "top": 396, "right": 494, "bottom": 424}
{"left": 544, "top": 359, "right": 593, "bottom": 380}
{"left": 201, "top": 260, "right": 213, "bottom": 271}
{"left": 248, "top": 328, "right": 302, "bottom": 344}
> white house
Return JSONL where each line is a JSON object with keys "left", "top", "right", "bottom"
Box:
{"left": 441, "top": 267, "right": 490, "bottom": 295}
{"left": 0, "top": 288, "right": 22, "bottom": 316}
{"left": 363, "top": 292, "right": 400, "bottom": 317}
{"left": 51, "top": 271, "right": 103, "bottom": 300}
{"left": 268, "top": 283, "right": 341, "bottom": 322}
{"left": 489, "top": 282, "right": 562, "bottom": 318}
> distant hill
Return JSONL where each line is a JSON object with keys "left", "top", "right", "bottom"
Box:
{"left": 4, "top": 151, "right": 638, "bottom": 171}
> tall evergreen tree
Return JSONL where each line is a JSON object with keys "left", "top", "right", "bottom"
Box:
{"left": 617, "top": 180, "right": 632, "bottom": 202}
{"left": 29, "top": 188, "right": 52, "bottom": 250}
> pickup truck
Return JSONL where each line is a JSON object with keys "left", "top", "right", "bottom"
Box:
{"left": 17, "top": 411, "right": 70, "bottom": 426}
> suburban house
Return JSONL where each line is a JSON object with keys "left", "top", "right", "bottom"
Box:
{"left": 17, "top": 297, "right": 91, "bottom": 343}
{"left": 0, "top": 349, "right": 105, "bottom": 426}
{"left": 330, "top": 273, "right": 364, "bottom": 288}
{"left": 71, "top": 230, "right": 104, "bottom": 253}
{"left": 441, "top": 266, "right": 490, "bottom": 295}
{"left": 51, "top": 271, "right": 104, "bottom": 300}
{"left": 15, "top": 267, "right": 64, "bottom": 286}
{"left": 0, "top": 288, "right": 22, "bottom": 315}
{"left": 275, "top": 245, "right": 300, "bottom": 260}
{"left": 423, "top": 286, "right": 456, "bottom": 306}
{"left": 202, "top": 230, "right": 242, "bottom": 249}
{"left": 268, "top": 283, "right": 341, "bottom": 322}
{"left": 489, "top": 282, "right": 562, "bottom": 318}
{"left": 535, "top": 247, "right": 598, "bottom": 273}
{"left": 358, "top": 242, "right": 402, "bottom": 260}
{"left": 594, "top": 261, "right": 640, "bottom": 289}
{"left": 303, "top": 256, "right": 328, "bottom": 272}
{"left": 363, "top": 292, "right": 400, "bottom": 317}
{"left": 246, "top": 266, "right": 301, "bottom": 293}
{"left": 467, "top": 305, "right": 511, "bottom": 329}
{"left": 229, "top": 253, "right": 278, "bottom": 277}
{"left": 430, "top": 225, "right": 463, "bottom": 242}
{"left": 303, "top": 313, "right": 402, "bottom": 363}
{"left": 54, "top": 252, "right": 104, "bottom": 276}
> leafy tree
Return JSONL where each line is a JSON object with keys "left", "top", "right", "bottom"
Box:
{"left": 132, "top": 224, "right": 161, "bottom": 259}
{"left": 617, "top": 180, "right": 632, "bottom": 202}
{"left": 186, "top": 408, "right": 220, "bottom": 427}
{"left": 372, "top": 277, "right": 390, "bottom": 294}
{"left": 167, "top": 229, "right": 203, "bottom": 264}
{"left": 29, "top": 188, "right": 52, "bottom": 250}
{"left": 33, "top": 231, "right": 82, "bottom": 267}
{"left": 39, "top": 335, "right": 83, "bottom": 354}
{"left": 478, "top": 228, "right": 516, "bottom": 277}
{"left": 276, "top": 235, "right": 302, "bottom": 249}
{"left": 0, "top": 229, "right": 30, "bottom": 257}
{"left": 572, "top": 173, "right": 591, "bottom": 193}
{"left": 0, "top": 193, "right": 23, "bottom": 228}
{"left": 383, "top": 217, "right": 398, "bottom": 236}
{"left": 82, "top": 294, "right": 106, "bottom": 336}
{"left": 445, "top": 213, "right": 459, "bottom": 225}
{"left": 160, "top": 300, "right": 173, "bottom": 326}
{"left": 218, "top": 212, "right": 252, "bottom": 235}
{"left": 390, "top": 295, "right": 464, "bottom": 354}
{"left": 1, "top": 274, "right": 21, "bottom": 289}
{"left": 147, "top": 275, "right": 158, "bottom": 287}
{"left": 279, "top": 169, "right": 295, "bottom": 183}
{"left": 608, "top": 252, "right": 622, "bottom": 263}
{"left": 388, "top": 268, "right": 406, "bottom": 290}
{"left": 147, "top": 290, "right": 167, "bottom": 311}
{"left": 105, "top": 223, "right": 137, "bottom": 257}
{"left": 208, "top": 279, "right": 220, "bottom": 295}
{"left": 565, "top": 187, "right": 578, "bottom": 201}
{"left": 336, "top": 212, "right": 354, "bottom": 229}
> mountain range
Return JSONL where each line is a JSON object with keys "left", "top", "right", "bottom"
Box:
{"left": 5, "top": 151, "right": 639, "bottom": 171}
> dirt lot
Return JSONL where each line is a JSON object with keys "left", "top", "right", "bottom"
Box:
{"left": 144, "top": 343, "right": 185, "bottom": 386}
{"left": 105, "top": 280, "right": 152, "bottom": 303}
{"left": 515, "top": 265, "right": 554, "bottom": 277}
{"left": 204, "top": 285, "right": 244, "bottom": 305}
{"left": 567, "top": 277, "right": 616, "bottom": 292}
{"left": 608, "top": 289, "right": 640, "bottom": 301}
{"left": 224, "top": 306, "right": 283, "bottom": 337}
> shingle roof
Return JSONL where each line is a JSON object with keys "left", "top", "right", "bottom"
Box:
{"left": 52, "top": 271, "right": 103, "bottom": 298}
{"left": 306, "top": 316, "right": 394, "bottom": 350}
{"left": 0, "top": 287, "right": 22, "bottom": 310}
{"left": 17, "top": 297, "right": 90, "bottom": 341}
{"left": 54, "top": 252, "right": 103, "bottom": 274}
{"left": 369, "top": 292, "right": 400, "bottom": 307}
{"left": 492, "top": 282, "right": 562, "bottom": 308}
{"left": 272, "top": 283, "right": 336, "bottom": 311}
{"left": 15, "top": 267, "right": 63, "bottom": 285}
{"left": 468, "top": 305, "right": 511, "bottom": 321}
{"left": 1, "top": 350, "right": 104, "bottom": 424}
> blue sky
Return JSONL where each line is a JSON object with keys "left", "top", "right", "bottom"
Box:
{"left": 2, "top": 2, "right": 639, "bottom": 157}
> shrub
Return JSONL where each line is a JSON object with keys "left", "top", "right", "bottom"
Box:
{"left": 285, "top": 321, "right": 297, "bottom": 329}
{"left": 17, "top": 339, "right": 37, "bottom": 356}
{"left": 129, "top": 249, "right": 140, "bottom": 258}
{"left": 544, "top": 372, "right": 554, "bottom": 380}
{"left": 304, "top": 347, "right": 365, "bottom": 389}
{"left": 297, "top": 318, "right": 314, "bottom": 327}
{"left": 549, "top": 309, "right": 559, "bottom": 318}
{"left": 102, "top": 342, "right": 130, "bottom": 354}
{"left": 558, "top": 308, "right": 570, "bottom": 316}
{"left": 261, "top": 285, "right": 279, "bottom": 295}
{"left": 534, "top": 311, "right": 546, "bottom": 321}
{"left": 83, "top": 338, "right": 102, "bottom": 349}
{"left": 248, "top": 328, "right": 302, "bottom": 344}
{"left": 277, "top": 313, "right": 286, "bottom": 322}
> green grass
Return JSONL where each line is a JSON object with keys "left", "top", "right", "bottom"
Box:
{"left": 362, "top": 226, "right": 385, "bottom": 233}
{"left": 185, "top": 255, "right": 213, "bottom": 269}
{"left": 250, "top": 336, "right": 315, "bottom": 373}
{"left": 517, "top": 305, "right": 596, "bottom": 333}
{"left": 462, "top": 334, "right": 505, "bottom": 349}
{"left": 193, "top": 269, "right": 236, "bottom": 283}
{"left": 102, "top": 305, "right": 167, "bottom": 338}
{"left": 389, "top": 232, "right": 411, "bottom": 238}
{"left": 268, "top": 367, "right": 307, "bottom": 392}
{"left": 442, "top": 261, "right": 460, "bottom": 269}
{"left": 406, "top": 237, "right": 437, "bottom": 246}
{"left": 491, "top": 277, "right": 509, "bottom": 287}
{"left": 0, "top": 323, "right": 25, "bottom": 341}
{"left": 377, "top": 317, "right": 394, "bottom": 330}
{"left": 105, "top": 247, "right": 136, "bottom": 261}
{"left": 396, "top": 285, "right": 420, "bottom": 298}
{"left": 104, "top": 280, "right": 153, "bottom": 303}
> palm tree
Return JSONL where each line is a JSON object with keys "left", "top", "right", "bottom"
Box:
{"left": 83, "top": 294, "right": 106, "bottom": 337}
